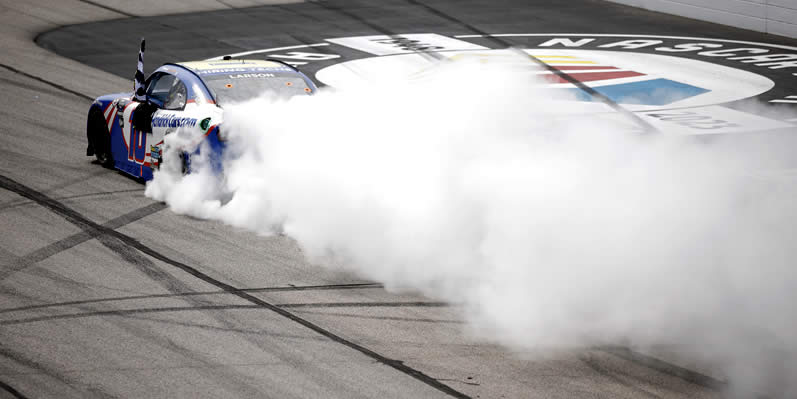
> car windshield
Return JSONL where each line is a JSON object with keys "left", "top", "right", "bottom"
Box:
{"left": 203, "top": 72, "right": 313, "bottom": 105}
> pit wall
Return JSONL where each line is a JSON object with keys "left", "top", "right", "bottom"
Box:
{"left": 606, "top": 0, "right": 797, "bottom": 39}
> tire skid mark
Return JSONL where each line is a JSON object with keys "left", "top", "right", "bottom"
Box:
{"left": 590, "top": 347, "right": 714, "bottom": 397}
{"left": 579, "top": 352, "right": 663, "bottom": 399}
{"left": 3, "top": 305, "right": 272, "bottom": 397}
{"left": 110, "top": 312, "right": 347, "bottom": 399}
{"left": 0, "top": 379, "right": 28, "bottom": 399}
{"left": 93, "top": 316, "right": 271, "bottom": 398}
{"left": 0, "top": 174, "right": 470, "bottom": 399}
{"left": 2, "top": 286, "right": 444, "bottom": 397}
{"left": 0, "top": 304, "right": 258, "bottom": 326}
{"left": 1, "top": 302, "right": 450, "bottom": 326}
{"left": 123, "top": 313, "right": 328, "bottom": 343}
{"left": 279, "top": 301, "right": 449, "bottom": 308}
{"left": 0, "top": 202, "right": 166, "bottom": 282}
{"left": 0, "top": 283, "right": 382, "bottom": 315}
{"left": 0, "top": 270, "right": 147, "bottom": 315}
{"left": 4, "top": 268, "right": 348, "bottom": 396}
{"left": 599, "top": 346, "right": 726, "bottom": 391}
{"left": 0, "top": 345, "right": 115, "bottom": 399}
{"left": 4, "top": 191, "right": 334, "bottom": 393}
{"left": 2, "top": 126, "right": 284, "bottom": 395}
{"left": 248, "top": 282, "right": 382, "bottom": 292}
{"left": 18, "top": 303, "right": 272, "bottom": 397}
{"left": 3, "top": 265, "right": 154, "bottom": 301}
{"left": 93, "top": 232, "right": 202, "bottom": 296}
{"left": 1, "top": 180, "right": 278, "bottom": 394}
{"left": 0, "top": 189, "right": 142, "bottom": 213}
{"left": 294, "top": 309, "right": 464, "bottom": 325}
{"left": 73, "top": 0, "right": 137, "bottom": 18}
{"left": 214, "top": 0, "right": 236, "bottom": 9}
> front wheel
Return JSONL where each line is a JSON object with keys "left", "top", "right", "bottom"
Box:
{"left": 88, "top": 108, "right": 113, "bottom": 167}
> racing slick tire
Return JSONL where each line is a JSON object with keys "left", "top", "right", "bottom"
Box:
{"left": 155, "top": 145, "right": 188, "bottom": 175}
{"left": 88, "top": 108, "right": 113, "bottom": 168}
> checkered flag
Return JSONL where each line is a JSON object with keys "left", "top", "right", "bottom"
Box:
{"left": 133, "top": 38, "right": 146, "bottom": 101}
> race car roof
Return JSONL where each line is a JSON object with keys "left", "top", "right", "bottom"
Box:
{"left": 176, "top": 59, "right": 296, "bottom": 75}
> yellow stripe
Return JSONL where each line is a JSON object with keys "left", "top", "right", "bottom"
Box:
{"left": 544, "top": 61, "right": 598, "bottom": 64}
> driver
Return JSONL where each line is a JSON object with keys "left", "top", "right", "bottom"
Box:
{"left": 164, "top": 80, "right": 186, "bottom": 110}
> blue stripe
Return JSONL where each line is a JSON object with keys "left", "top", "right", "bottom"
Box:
{"left": 567, "top": 78, "right": 709, "bottom": 106}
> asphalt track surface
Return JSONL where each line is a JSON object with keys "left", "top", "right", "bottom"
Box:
{"left": 36, "top": 0, "right": 797, "bottom": 79}
{"left": 2, "top": 0, "right": 796, "bottom": 398}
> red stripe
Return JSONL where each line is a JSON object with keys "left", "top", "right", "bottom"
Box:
{"left": 186, "top": 99, "right": 216, "bottom": 105}
{"left": 122, "top": 102, "right": 137, "bottom": 151}
{"left": 544, "top": 70, "right": 645, "bottom": 84}
{"left": 550, "top": 66, "right": 619, "bottom": 71}
{"left": 105, "top": 108, "right": 117, "bottom": 131}
{"left": 204, "top": 124, "right": 218, "bottom": 137}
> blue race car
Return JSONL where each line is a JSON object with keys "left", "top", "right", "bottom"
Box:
{"left": 86, "top": 58, "right": 317, "bottom": 180}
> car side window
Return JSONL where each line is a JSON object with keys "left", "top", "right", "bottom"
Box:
{"left": 146, "top": 73, "right": 187, "bottom": 110}
{"left": 146, "top": 73, "right": 174, "bottom": 106}
{"left": 164, "top": 80, "right": 187, "bottom": 110}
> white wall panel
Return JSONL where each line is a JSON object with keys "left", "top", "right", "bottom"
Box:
{"left": 606, "top": 0, "right": 797, "bottom": 39}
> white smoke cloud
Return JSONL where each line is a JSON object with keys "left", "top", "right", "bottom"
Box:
{"left": 146, "top": 54, "right": 797, "bottom": 397}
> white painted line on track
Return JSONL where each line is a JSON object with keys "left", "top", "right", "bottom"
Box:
{"left": 770, "top": 96, "right": 797, "bottom": 104}
{"left": 206, "top": 43, "right": 330, "bottom": 60}
{"left": 326, "top": 34, "right": 487, "bottom": 56}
